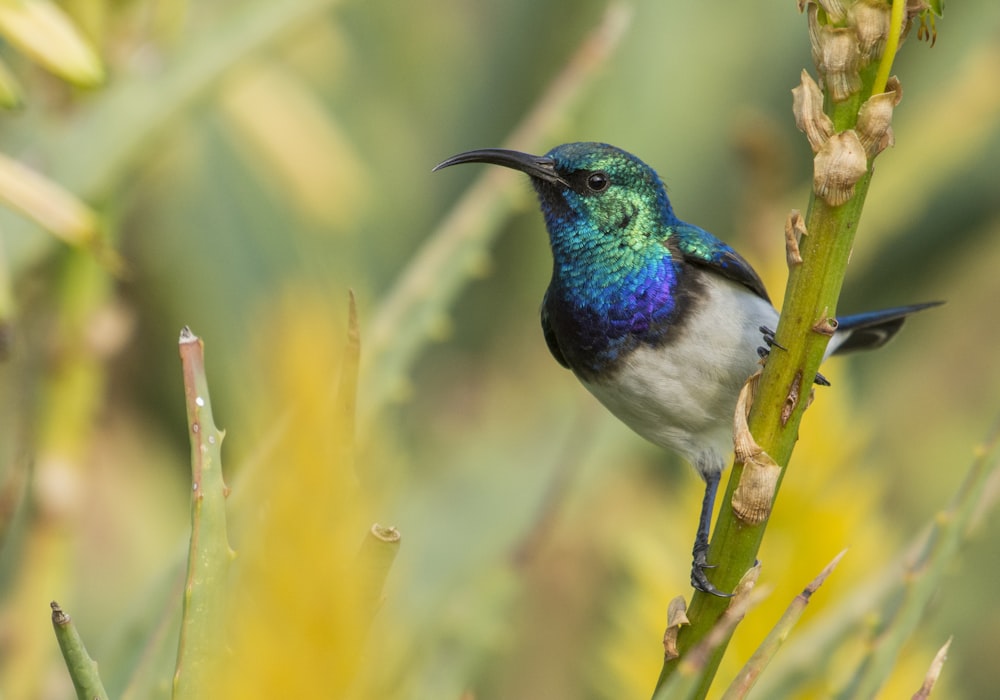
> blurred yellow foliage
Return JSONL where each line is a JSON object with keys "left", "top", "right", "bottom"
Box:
{"left": 210, "top": 288, "right": 384, "bottom": 697}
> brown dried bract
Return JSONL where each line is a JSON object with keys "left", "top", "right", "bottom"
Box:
{"left": 785, "top": 210, "right": 807, "bottom": 266}
{"left": 814, "top": 130, "right": 868, "bottom": 206}
{"left": 781, "top": 371, "right": 803, "bottom": 427}
{"left": 808, "top": 6, "right": 862, "bottom": 101}
{"left": 662, "top": 595, "right": 690, "bottom": 660}
{"left": 851, "top": 0, "right": 892, "bottom": 62}
{"left": 792, "top": 70, "right": 833, "bottom": 153}
{"left": 857, "top": 78, "right": 903, "bottom": 158}
{"left": 732, "top": 373, "right": 781, "bottom": 525}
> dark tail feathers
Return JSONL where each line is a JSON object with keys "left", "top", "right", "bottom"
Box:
{"left": 831, "top": 301, "right": 943, "bottom": 355}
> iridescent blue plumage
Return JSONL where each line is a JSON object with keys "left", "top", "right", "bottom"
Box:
{"left": 434, "top": 142, "right": 939, "bottom": 596}
{"left": 535, "top": 143, "right": 768, "bottom": 378}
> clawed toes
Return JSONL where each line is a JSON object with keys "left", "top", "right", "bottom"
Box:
{"left": 691, "top": 550, "right": 732, "bottom": 598}
{"left": 758, "top": 325, "right": 785, "bottom": 350}
{"left": 691, "top": 565, "right": 733, "bottom": 598}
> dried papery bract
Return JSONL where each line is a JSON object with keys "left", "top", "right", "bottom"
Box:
{"left": 792, "top": 70, "right": 834, "bottom": 153}
{"left": 815, "top": 0, "right": 848, "bottom": 24}
{"left": 850, "top": 0, "right": 892, "bottom": 63}
{"left": 663, "top": 596, "right": 691, "bottom": 661}
{"left": 821, "top": 27, "right": 863, "bottom": 102}
{"left": 732, "top": 375, "right": 781, "bottom": 525}
{"left": 784, "top": 211, "right": 807, "bottom": 267}
{"left": 857, "top": 77, "right": 902, "bottom": 157}
{"left": 807, "top": 4, "right": 863, "bottom": 102}
{"left": 814, "top": 130, "right": 868, "bottom": 206}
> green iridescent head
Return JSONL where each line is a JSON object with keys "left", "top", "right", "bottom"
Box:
{"left": 434, "top": 142, "right": 679, "bottom": 271}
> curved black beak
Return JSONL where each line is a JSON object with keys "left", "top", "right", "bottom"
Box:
{"left": 433, "top": 148, "right": 569, "bottom": 187}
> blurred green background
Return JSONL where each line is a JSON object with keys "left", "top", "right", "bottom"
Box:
{"left": 1, "top": 0, "right": 999, "bottom": 698}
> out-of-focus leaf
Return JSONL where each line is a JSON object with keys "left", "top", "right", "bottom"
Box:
{"left": 0, "top": 56, "right": 24, "bottom": 108}
{"left": 0, "top": 152, "right": 99, "bottom": 247}
{"left": 911, "top": 637, "right": 951, "bottom": 700}
{"left": 217, "top": 60, "right": 370, "bottom": 230}
{"left": 48, "top": 0, "right": 346, "bottom": 200}
{"left": 0, "top": 0, "right": 104, "bottom": 86}
{"left": 2, "top": 0, "right": 347, "bottom": 273}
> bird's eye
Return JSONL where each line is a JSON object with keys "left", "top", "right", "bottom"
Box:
{"left": 586, "top": 172, "right": 610, "bottom": 192}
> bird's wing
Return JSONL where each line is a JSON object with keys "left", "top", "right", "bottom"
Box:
{"left": 672, "top": 224, "right": 771, "bottom": 303}
{"left": 540, "top": 297, "right": 570, "bottom": 369}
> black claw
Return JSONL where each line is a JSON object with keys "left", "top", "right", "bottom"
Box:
{"left": 758, "top": 325, "right": 786, "bottom": 351}
{"left": 758, "top": 325, "right": 832, "bottom": 386}
{"left": 691, "top": 547, "right": 733, "bottom": 598}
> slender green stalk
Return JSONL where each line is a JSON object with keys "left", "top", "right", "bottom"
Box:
{"left": 751, "top": 417, "right": 1000, "bottom": 696}
{"left": 361, "top": 2, "right": 632, "bottom": 428}
{"left": 51, "top": 601, "right": 110, "bottom": 700}
{"left": 872, "top": 0, "right": 906, "bottom": 95}
{"left": 655, "top": 3, "right": 916, "bottom": 696}
{"left": 173, "top": 328, "right": 232, "bottom": 700}
{"left": 720, "top": 550, "right": 846, "bottom": 700}
{"left": 836, "top": 418, "right": 1000, "bottom": 699}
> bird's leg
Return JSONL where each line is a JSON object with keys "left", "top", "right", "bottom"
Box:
{"left": 691, "top": 471, "right": 732, "bottom": 598}
{"left": 757, "top": 325, "right": 831, "bottom": 386}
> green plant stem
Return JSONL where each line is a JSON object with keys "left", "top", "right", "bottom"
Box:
{"left": 720, "top": 550, "right": 846, "bottom": 700}
{"left": 656, "top": 168, "right": 876, "bottom": 697}
{"left": 173, "top": 328, "right": 232, "bottom": 700}
{"left": 361, "top": 2, "right": 632, "bottom": 429}
{"left": 656, "top": 7, "right": 906, "bottom": 694}
{"left": 751, "top": 417, "right": 1000, "bottom": 696}
{"left": 872, "top": 0, "right": 906, "bottom": 96}
{"left": 51, "top": 601, "right": 110, "bottom": 700}
{"left": 836, "top": 417, "right": 1000, "bottom": 699}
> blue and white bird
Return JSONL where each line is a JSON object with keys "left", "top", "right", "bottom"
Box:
{"left": 435, "top": 142, "right": 938, "bottom": 596}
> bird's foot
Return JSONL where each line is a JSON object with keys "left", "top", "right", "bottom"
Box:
{"left": 691, "top": 547, "right": 732, "bottom": 598}
{"left": 756, "top": 325, "right": 785, "bottom": 359}
{"left": 757, "top": 325, "right": 832, "bottom": 386}
{"left": 758, "top": 325, "right": 782, "bottom": 350}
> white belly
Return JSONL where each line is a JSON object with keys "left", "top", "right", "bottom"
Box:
{"left": 580, "top": 275, "right": 778, "bottom": 477}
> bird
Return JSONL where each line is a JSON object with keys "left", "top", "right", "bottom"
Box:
{"left": 434, "top": 142, "right": 939, "bottom": 597}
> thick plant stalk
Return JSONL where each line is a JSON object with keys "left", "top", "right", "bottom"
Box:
{"left": 655, "top": 2, "right": 920, "bottom": 695}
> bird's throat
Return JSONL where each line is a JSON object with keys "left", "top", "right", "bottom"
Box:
{"left": 544, "top": 241, "right": 682, "bottom": 377}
